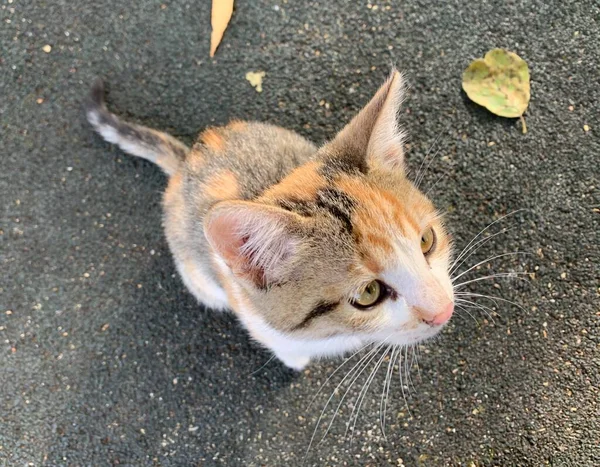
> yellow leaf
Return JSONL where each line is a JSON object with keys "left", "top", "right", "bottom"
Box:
{"left": 246, "top": 71, "right": 266, "bottom": 93}
{"left": 210, "top": 0, "right": 234, "bottom": 57}
{"left": 462, "top": 49, "right": 530, "bottom": 131}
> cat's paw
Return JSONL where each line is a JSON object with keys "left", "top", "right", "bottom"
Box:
{"left": 277, "top": 353, "right": 310, "bottom": 371}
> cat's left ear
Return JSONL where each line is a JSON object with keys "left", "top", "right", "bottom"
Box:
{"left": 327, "top": 70, "right": 406, "bottom": 172}
{"left": 203, "top": 201, "right": 308, "bottom": 288}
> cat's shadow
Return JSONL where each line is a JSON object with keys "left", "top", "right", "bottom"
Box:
{"left": 142, "top": 246, "right": 298, "bottom": 380}
{"left": 130, "top": 256, "right": 301, "bottom": 458}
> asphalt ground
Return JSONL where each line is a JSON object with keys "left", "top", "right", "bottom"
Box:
{"left": 1, "top": 0, "right": 599, "bottom": 465}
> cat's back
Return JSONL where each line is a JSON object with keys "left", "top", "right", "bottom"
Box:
{"left": 183, "top": 121, "right": 317, "bottom": 203}
{"left": 162, "top": 121, "right": 317, "bottom": 276}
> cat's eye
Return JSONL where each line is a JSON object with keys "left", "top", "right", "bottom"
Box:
{"left": 421, "top": 227, "right": 436, "bottom": 256}
{"left": 351, "top": 280, "right": 384, "bottom": 309}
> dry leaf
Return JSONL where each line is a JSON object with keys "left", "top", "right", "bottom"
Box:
{"left": 210, "top": 0, "right": 234, "bottom": 57}
{"left": 462, "top": 49, "right": 530, "bottom": 133}
{"left": 246, "top": 71, "right": 266, "bottom": 93}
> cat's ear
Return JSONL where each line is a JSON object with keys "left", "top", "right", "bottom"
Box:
{"left": 204, "top": 201, "right": 307, "bottom": 288}
{"left": 328, "top": 70, "right": 406, "bottom": 172}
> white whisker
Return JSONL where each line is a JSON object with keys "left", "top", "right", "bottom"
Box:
{"left": 455, "top": 304, "right": 480, "bottom": 325}
{"left": 413, "top": 345, "right": 422, "bottom": 382}
{"left": 404, "top": 345, "right": 415, "bottom": 393}
{"left": 451, "top": 251, "right": 529, "bottom": 283}
{"left": 409, "top": 344, "right": 417, "bottom": 374}
{"left": 424, "top": 167, "right": 451, "bottom": 197}
{"left": 455, "top": 298, "right": 497, "bottom": 324}
{"left": 347, "top": 345, "right": 390, "bottom": 443}
{"left": 305, "top": 342, "right": 383, "bottom": 457}
{"left": 453, "top": 272, "right": 529, "bottom": 289}
{"left": 396, "top": 347, "right": 412, "bottom": 418}
{"left": 249, "top": 354, "right": 276, "bottom": 376}
{"left": 454, "top": 292, "right": 527, "bottom": 314}
{"left": 450, "top": 226, "right": 516, "bottom": 275}
{"left": 316, "top": 342, "right": 387, "bottom": 447}
{"left": 414, "top": 134, "right": 442, "bottom": 189}
{"left": 416, "top": 145, "right": 444, "bottom": 191}
{"left": 450, "top": 209, "right": 524, "bottom": 272}
{"left": 380, "top": 346, "right": 400, "bottom": 439}
{"left": 306, "top": 340, "right": 374, "bottom": 411}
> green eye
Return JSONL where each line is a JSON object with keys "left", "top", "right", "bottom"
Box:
{"left": 352, "top": 280, "right": 383, "bottom": 309}
{"left": 421, "top": 227, "right": 436, "bottom": 256}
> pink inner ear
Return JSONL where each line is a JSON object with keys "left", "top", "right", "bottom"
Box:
{"left": 383, "top": 145, "right": 403, "bottom": 167}
{"left": 205, "top": 210, "right": 270, "bottom": 286}
{"left": 206, "top": 213, "right": 245, "bottom": 264}
{"left": 205, "top": 203, "right": 302, "bottom": 288}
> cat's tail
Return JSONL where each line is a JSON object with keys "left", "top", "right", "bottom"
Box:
{"left": 85, "top": 78, "right": 189, "bottom": 176}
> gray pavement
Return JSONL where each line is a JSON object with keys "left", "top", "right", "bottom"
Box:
{"left": 1, "top": 0, "right": 599, "bottom": 465}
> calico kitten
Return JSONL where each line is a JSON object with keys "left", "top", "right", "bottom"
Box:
{"left": 86, "top": 71, "right": 454, "bottom": 370}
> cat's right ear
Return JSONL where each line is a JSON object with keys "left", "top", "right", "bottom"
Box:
{"left": 325, "top": 70, "right": 406, "bottom": 173}
{"left": 204, "top": 201, "right": 308, "bottom": 288}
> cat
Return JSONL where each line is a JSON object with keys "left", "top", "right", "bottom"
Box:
{"left": 86, "top": 70, "right": 454, "bottom": 371}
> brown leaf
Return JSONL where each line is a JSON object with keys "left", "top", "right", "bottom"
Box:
{"left": 210, "top": 0, "right": 234, "bottom": 57}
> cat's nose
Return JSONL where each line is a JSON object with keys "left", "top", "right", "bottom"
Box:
{"left": 426, "top": 302, "right": 454, "bottom": 326}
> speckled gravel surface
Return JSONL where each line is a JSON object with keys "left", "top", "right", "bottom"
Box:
{"left": 1, "top": 0, "right": 599, "bottom": 465}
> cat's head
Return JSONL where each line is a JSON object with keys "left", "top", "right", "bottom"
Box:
{"left": 204, "top": 71, "right": 454, "bottom": 348}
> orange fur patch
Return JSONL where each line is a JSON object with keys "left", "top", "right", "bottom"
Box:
{"left": 261, "top": 161, "right": 325, "bottom": 202}
{"left": 335, "top": 175, "right": 423, "bottom": 241}
{"left": 163, "top": 172, "right": 188, "bottom": 253}
{"left": 434, "top": 230, "right": 450, "bottom": 252}
{"left": 201, "top": 128, "right": 226, "bottom": 152}
{"left": 187, "top": 147, "right": 205, "bottom": 172}
{"left": 227, "top": 120, "right": 247, "bottom": 132}
{"left": 361, "top": 254, "right": 382, "bottom": 274}
{"left": 364, "top": 233, "right": 394, "bottom": 254}
{"left": 163, "top": 172, "right": 183, "bottom": 206}
{"left": 334, "top": 176, "right": 395, "bottom": 244}
{"left": 204, "top": 170, "right": 240, "bottom": 201}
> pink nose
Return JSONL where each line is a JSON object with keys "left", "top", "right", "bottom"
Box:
{"left": 428, "top": 302, "right": 454, "bottom": 326}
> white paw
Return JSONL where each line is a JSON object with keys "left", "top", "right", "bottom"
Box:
{"left": 277, "top": 353, "right": 310, "bottom": 371}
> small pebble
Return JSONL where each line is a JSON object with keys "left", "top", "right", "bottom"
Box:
{"left": 42, "top": 45, "right": 52, "bottom": 53}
